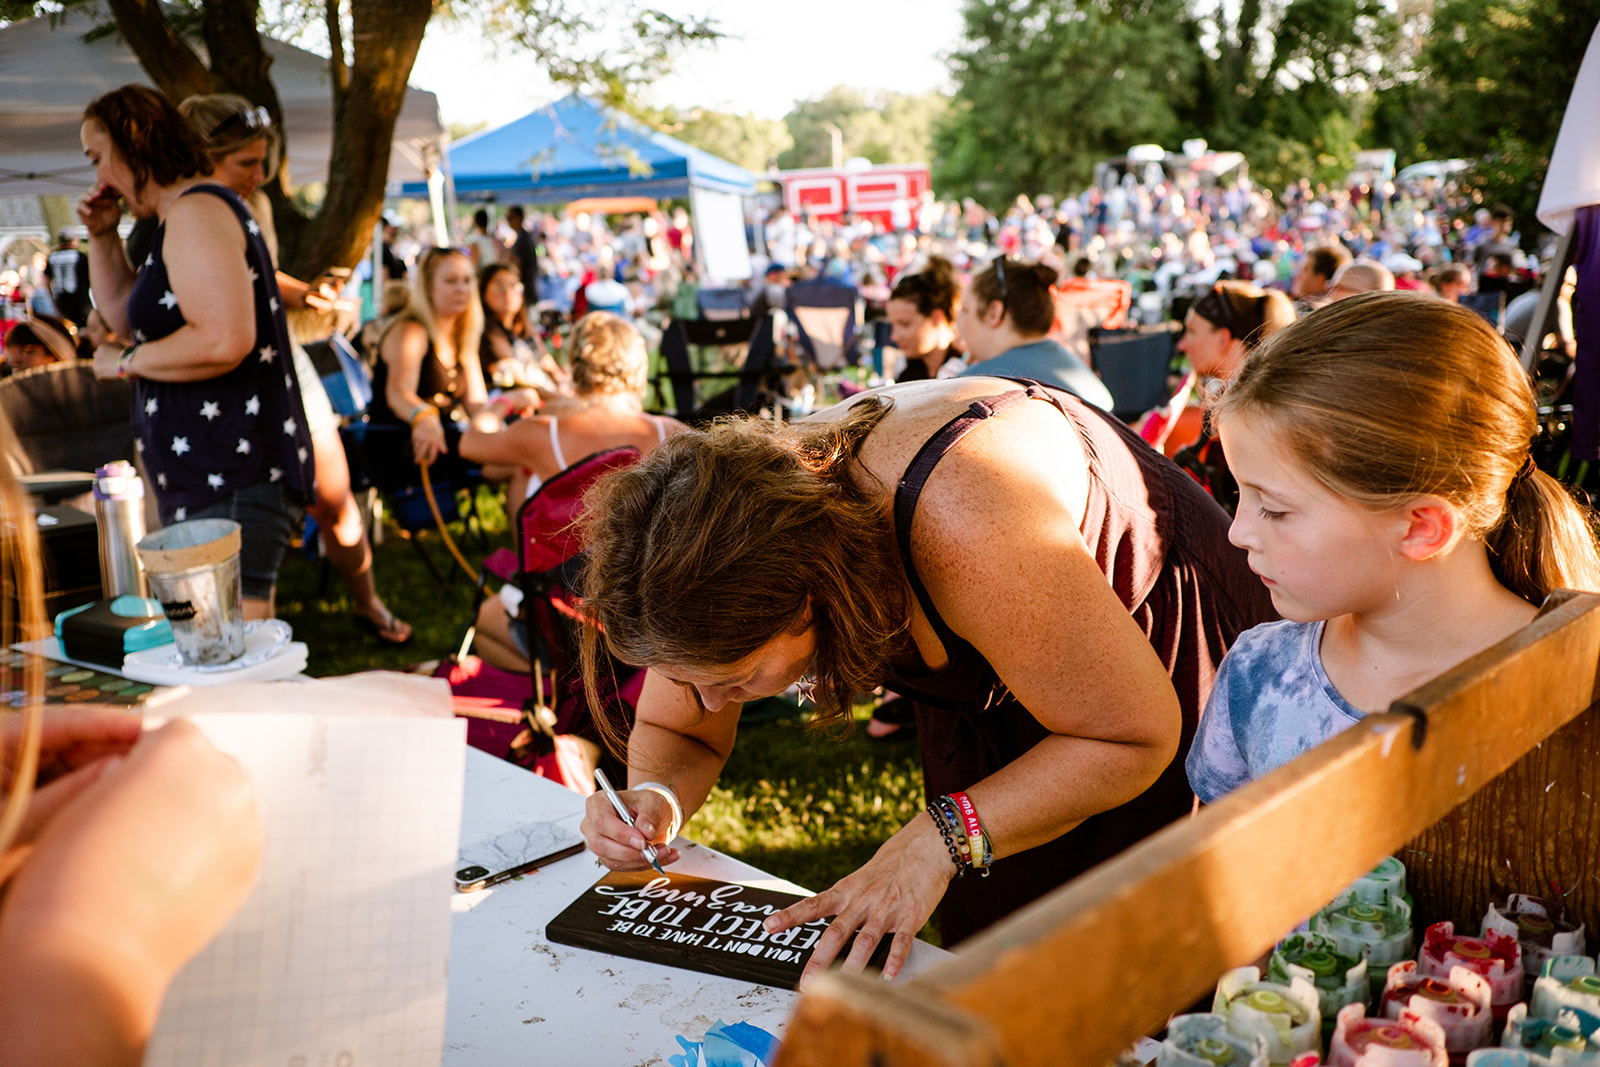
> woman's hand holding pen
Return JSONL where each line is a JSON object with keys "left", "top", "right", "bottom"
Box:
{"left": 580, "top": 787, "right": 682, "bottom": 871}
{"left": 761, "top": 811, "right": 954, "bottom": 986}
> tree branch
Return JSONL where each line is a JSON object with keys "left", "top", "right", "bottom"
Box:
{"left": 103, "top": 0, "right": 214, "bottom": 101}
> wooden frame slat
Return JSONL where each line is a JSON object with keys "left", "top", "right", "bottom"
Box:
{"left": 774, "top": 592, "right": 1600, "bottom": 1067}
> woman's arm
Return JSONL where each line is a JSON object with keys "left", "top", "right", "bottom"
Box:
{"left": 78, "top": 191, "right": 137, "bottom": 337}
{"left": 457, "top": 338, "right": 489, "bottom": 414}
{"left": 113, "top": 195, "right": 258, "bottom": 383}
{"left": 381, "top": 321, "right": 447, "bottom": 465}
{"left": 769, "top": 401, "right": 1181, "bottom": 982}
{"left": 458, "top": 407, "right": 551, "bottom": 471}
{"left": 579, "top": 669, "right": 741, "bottom": 870}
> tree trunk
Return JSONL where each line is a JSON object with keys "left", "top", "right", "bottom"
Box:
{"left": 103, "top": 0, "right": 434, "bottom": 282}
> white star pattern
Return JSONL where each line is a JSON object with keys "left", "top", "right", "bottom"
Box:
{"left": 236, "top": 438, "right": 251, "bottom": 455}
{"left": 159, "top": 290, "right": 178, "bottom": 310}
{"left": 247, "top": 219, "right": 260, "bottom": 236}
{"left": 171, "top": 436, "right": 190, "bottom": 455}
{"left": 133, "top": 329, "right": 146, "bottom": 343}
{"left": 258, "top": 345, "right": 275, "bottom": 364}
{"left": 207, "top": 473, "right": 224, "bottom": 489}
{"left": 199, "top": 400, "right": 220, "bottom": 421}
{"left": 156, "top": 472, "right": 167, "bottom": 489}
{"left": 174, "top": 507, "right": 186, "bottom": 521}
{"left": 247, "top": 268, "right": 259, "bottom": 283}
{"left": 297, "top": 446, "right": 308, "bottom": 464}
{"left": 282, "top": 417, "right": 297, "bottom": 436}
{"left": 269, "top": 467, "right": 283, "bottom": 482}
{"left": 269, "top": 297, "right": 280, "bottom": 312}
{"left": 144, "top": 397, "right": 158, "bottom": 416}
{"left": 244, "top": 395, "right": 260, "bottom": 415}
{"left": 144, "top": 254, "right": 154, "bottom": 268}
{"left": 284, "top": 374, "right": 293, "bottom": 388}
{"left": 134, "top": 438, "right": 144, "bottom": 453}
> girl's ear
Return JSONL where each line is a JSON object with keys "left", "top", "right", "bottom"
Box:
{"left": 1398, "top": 497, "right": 1460, "bottom": 561}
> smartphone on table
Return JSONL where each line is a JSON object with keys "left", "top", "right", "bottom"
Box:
{"left": 454, "top": 819, "right": 586, "bottom": 892}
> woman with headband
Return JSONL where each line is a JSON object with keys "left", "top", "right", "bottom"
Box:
{"left": 1172, "top": 280, "right": 1295, "bottom": 514}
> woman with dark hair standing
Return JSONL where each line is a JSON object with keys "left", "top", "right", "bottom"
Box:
{"left": 577, "top": 371, "right": 1274, "bottom": 982}
{"left": 79, "top": 84, "right": 314, "bottom": 620}
{"left": 954, "top": 257, "right": 1114, "bottom": 412}
{"left": 885, "top": 256, "right": 962, "bottom": 382}
{"left": 178, "top": 92, "right": 409, "bottom": 645}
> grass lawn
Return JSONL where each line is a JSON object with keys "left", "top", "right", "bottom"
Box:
{"left": 274, "top": 486, "right": 936, "bottom": 942}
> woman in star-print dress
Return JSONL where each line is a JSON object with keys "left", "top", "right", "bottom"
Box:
{"left": 77, "top": 85, "right": 314, "bottom": 619}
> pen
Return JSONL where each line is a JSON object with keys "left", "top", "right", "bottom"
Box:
{"left": 594, "top": 768, "right": 667, "bottom": 876}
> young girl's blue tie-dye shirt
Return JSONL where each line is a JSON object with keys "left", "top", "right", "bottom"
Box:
{"left": 1186, "top": 619, "right": 1366, "bottom": 803}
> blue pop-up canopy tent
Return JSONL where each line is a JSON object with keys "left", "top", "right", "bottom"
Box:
{"left": 398, "top": 93, "right": 756, "bottom": 203}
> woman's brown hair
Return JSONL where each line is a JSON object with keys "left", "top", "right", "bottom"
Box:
{"left": 1193, "top": 280, "right": 1296, "bottom": 350}
{"left": 1216, "top": 291, "right": 1600, "bottom": 604}
{"left": 968, "top": 257, "right": 1059, "bottom": 336}
{"left": 889, "top": 255, "right": 959, "bottom": 321}
{"left": 83, "top": 85, "right": 212, "bottom": 196}
{"left": 478, "top": 263, "right": 531, "bottom": 339}
{"left": 0, "top": 408, "right": 49, "bottom": 884}
{"left": 578, "top": 399, "right": 908, "bottom": 751}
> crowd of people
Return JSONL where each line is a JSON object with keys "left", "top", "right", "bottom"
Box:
{"left": 0, "top": 78, "right": 1593, "bottom": 1059}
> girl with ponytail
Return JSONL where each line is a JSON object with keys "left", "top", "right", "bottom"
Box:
{"left": 1187, "top": 291, "right": 1600, "bottom": 802}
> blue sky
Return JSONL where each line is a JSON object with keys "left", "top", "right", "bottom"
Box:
{"left": 410, "top": 0, "right": 966, "bottom": 130}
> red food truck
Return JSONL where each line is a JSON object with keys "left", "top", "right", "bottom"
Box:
{"left": 776, "top": 162, "right": 932, "bottom": 229}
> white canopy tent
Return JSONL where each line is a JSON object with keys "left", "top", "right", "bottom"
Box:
{"left": 0, "top": 5, "right": 445, "bottom": 200}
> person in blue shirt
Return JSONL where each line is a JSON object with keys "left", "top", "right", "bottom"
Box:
{"left": 953, "top": 256, "right": 1114, "bottom": 412}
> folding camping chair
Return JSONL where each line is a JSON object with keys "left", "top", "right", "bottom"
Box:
{"left": 785, "top": 278, "right": 860, "bottom": 370}
{"left": 339, "top": 418, "right": 488, "bottom": 586}
{"left": 446, "top": 445, "right": 646, "bottom": 791}
{"left": 657, "top": 314, "right": 784, "bottom": 422}
{"left": 1088, "top": 325, "right": 1179, "bottom": 423}
{"left": 0, "top": 361, "right": 134, "bottom": 474}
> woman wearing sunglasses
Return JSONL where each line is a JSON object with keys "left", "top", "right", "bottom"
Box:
{"left": 176, "top": 93, "right": 411, "bottom": 645}
{"left": 79, "top": 84, "right": 315, "bottom": 621}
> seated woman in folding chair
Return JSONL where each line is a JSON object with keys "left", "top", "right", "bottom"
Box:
{"left": 578, "top": 371, "right": 1275, "bottom": 984}
{"left": 458, "top": 311, "right": 687, "bottom": 672}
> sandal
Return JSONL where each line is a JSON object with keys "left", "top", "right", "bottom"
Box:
{"left": 354, "top": 607, "right": 413, "bottom": 646}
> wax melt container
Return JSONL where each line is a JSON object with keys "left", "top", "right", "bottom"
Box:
{"left": 1159, "top": 1013, "right": 1272, "bottom": 1067}
{"left": 1381, "top": 962, "right": 1494, "bottom": 1064}
{"left": 1539, "top": 957, "right": 1599, "bottom": 987}
{"left": 1272, "top": 934, "right": 1372, "bottom": 1041}
{"left": 1483, "top": 896, "right": 1586, "bottom": 994}
{"left": 1215, "top": 968, "right": 1323, "bottom": 1066}
{"left": 1531, "top": 973, "right": 1600, "bottom": 1026}
{"left": 1419, "top": 922, "right": 1524, "bottom": 1027}
{"left": 1328, "top": 1003, "right": 1449, "bottom": 1067}
{"left": 1315, "top": 894, "right": 1415, "bottom": 996}
{"left": 1501, "top": 1002, "right": 1600, "bottom": 1062}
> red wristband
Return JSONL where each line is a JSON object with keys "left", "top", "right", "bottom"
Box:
{"left": 949, "top": 791, "right": 984, "bottom": 858}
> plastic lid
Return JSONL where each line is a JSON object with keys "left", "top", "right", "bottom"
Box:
{"left": 1415, "top": 978, "right": 1459, "bottom": 1003}
{"left": 1356, "top": 1023, "right": 1417, "bottom": 1050}
{"left": 1451, "top": 939, "right": 1492, "bottom": 959}
{"left": 1345, "top": 903, "right": 1385, "bottom": 922}
{"left": 1570, "top": 975, "right": 1600, "bottom": 995}
{"left": 1517, "top": 913, "right": 1556, "bottom": 938}
{"left": 1246, "top": 990, "right": 1290, "bottom": 1013}
{"left": 1297, "top": 950, "right": 1341, "bottom": 978}
{"left": 1544, "top": 1025, "right": 1587, "bottom": 1051}
{"left": 1192, "top": 1038, "right": 1234, "bottom": 1065}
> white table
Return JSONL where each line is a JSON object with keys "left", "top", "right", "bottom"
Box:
{"left": 447, "top": 747, "right": 947, "bottom": 1064}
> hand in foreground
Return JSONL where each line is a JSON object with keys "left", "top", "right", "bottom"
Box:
{"left": 76, "top": 184, "right": 123, "bottom": 237}
{"left": 0, "top": 707, "right": 144, "bottom": 850}
{"left": 0, "top": 718, "right": 261, "bottom": 1065}
{"left": 411, "top": 415, "right": 447, "bottom": 466}
{"left": 92, "top": 342, "right": 126, "bottom": 381}
{"left": 580, "top": 787, "right": 682, "bottom": 872}
{"left": 763, "top": 812, "right": 955, "bottom": 985}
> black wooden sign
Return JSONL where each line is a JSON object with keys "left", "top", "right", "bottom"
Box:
{"left": 546, "top": 869, "right": 886, "bottom": 990}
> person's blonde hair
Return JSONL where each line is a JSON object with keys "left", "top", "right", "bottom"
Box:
{"left": 578, "top": 399, "right": 908, "bottom": 750}
{"left": 1216, "top": 291, "right": 1600, "bottom": 604}
{"left": 388, "top": 247, "right": 483, "bottom": 365}
{"left": 177, "top": 93, "right": 281, "bottom": 181}
{"left": 568, "top": 312, "right": 647, "bottom": 396}
{"left": 0, "top": 408, "right": 49, "bottom": 885}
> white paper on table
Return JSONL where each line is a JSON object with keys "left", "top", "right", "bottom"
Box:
{"left": 144, "top": 674, "right": 465, "bottom": 1067}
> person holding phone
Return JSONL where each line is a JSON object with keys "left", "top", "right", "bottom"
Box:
{"left": 79, "top": 84, "right": 315, "bottom": 621}
{"left": 177, "top": 92, "right": 410, "bottom": 645}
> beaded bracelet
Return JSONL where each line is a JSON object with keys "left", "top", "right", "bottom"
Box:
{"left": 948, "top": 791, "right": 992, "bottom": 874}
{"left": 927, "top": 801, "right": 968, "bottom": 878}
{"left": 407, "top": 402, "right": 440, "bottom": 427}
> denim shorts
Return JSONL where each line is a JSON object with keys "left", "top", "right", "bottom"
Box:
{"left": 186, "top": 481, "right": 296, "bottom": 600}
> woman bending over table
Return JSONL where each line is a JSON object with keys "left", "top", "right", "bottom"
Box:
{"left": 577, "top": 373, "right": 1275, "bottom": 983}
{"left": 459, "top": 311, "right": 686, "bottom": 671}
{"left": 80, "top": 85, "right": 315, "bottom": 620}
